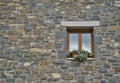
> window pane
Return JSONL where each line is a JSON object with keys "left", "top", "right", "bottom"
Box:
{"left": 82, "top": 34, "right": 91, "bottom": 53}
{"left": 69, "top": 34, "right": 78, "bottom": 51}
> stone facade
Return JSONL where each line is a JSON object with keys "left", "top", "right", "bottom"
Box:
{"left": 0, "top": 0, "right": 120, "bottom": 83}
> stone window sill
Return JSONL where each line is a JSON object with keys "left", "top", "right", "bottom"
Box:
{"left": 66, "top": 58, "right": 95, "bottom": 61}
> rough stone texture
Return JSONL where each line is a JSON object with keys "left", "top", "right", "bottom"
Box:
{"left": 62, "top": 72, "right": 74, "bottom": 80}
{"left": 0, "top": 0, "right": 120, "bottom": 82}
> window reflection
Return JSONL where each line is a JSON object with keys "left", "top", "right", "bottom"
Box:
{"left": 82, "top": 34, "right": 91, "bottom": 53}
{"left": 69, "top": 34, "right": 78, "bottom": 51}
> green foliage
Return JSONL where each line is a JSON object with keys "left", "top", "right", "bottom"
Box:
{"left": 75, "top": 50, "right": 87, "bottom": 62}
{"left": 67, "top": 51, "right": 73, "bottom": 58}
{"left": 67, "top": 50, "right": 87, "bottom": 62}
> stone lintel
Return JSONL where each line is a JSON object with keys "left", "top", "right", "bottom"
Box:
{"left": 61, "top": 21, "right": 100, "bottom": 27}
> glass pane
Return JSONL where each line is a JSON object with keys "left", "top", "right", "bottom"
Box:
{"left": 82, "top": 34, "right": 91, "bottom": 53}
{"left": 69, "top": 34, "right": 78, "bottom": 51}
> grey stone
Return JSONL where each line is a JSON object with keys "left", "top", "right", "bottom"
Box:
{"left": 104, "top": 73, "right": 113, "bottom": 78}
{"left": 60, "top": 65, "right": 69, "bottom": 69}
{"left": 104, "top": 63, "right": 110, "bottom": 68}
{"left": 112, "top": 63, "right": 120, "bottom": 68}
{"left": 86, "top": 76, "right": 93, "bottom": 81}
{"left": 53, "top": 60, "right": 65, "bottom": 65}
{"left": 100, "top": 79, "right": 107, "bottom": 83}
{"left": 108, "top": 58, "right": 117, "bottom": 63}
{"left": 47, "top": 77, "right": 58, "bottom": 82}
{"left": 76, "top": 75, "right": 85, "bottom": 83}
{"left": 5, "top": 78, "right": 15, "bottom": 83}
{"left": 55, "top": 43, "right": 62, "bottom": 49}
{"left": 70, "top": 62, "right": 80, "bottom": 67}
{"left": 62, "top": 72, "right": 74, "bottom": 80}
{"left": 58, "top": 50, "right": 66, "bottom": 59}
{"left": 94, "top": 36, "right": 102, "bottom": 44}
{"left": 108, "top": 77, "right": 119, "bottom": 83}
{"left": 55, "top": 32, "right": 66, "bottom": 39}
{"left": 115, "top": 36, "right": 120, "bottom": 42}
{"left": 99, "top": 68, "right": 108, "bottom": 73}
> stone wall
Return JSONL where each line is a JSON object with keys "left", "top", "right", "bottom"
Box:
{"left": 0, "top": 0, "right": 120, "bottom": 83}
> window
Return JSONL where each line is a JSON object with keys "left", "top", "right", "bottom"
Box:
{"left": 66, "top": 28, "right": 94, "bottom": 57}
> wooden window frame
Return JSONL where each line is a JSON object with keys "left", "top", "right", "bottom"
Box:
{"left": 66, "top": 28, "right": 94, "bottom": 54}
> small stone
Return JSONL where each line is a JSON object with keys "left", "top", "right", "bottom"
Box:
{"left": 41, "top": 0, "right": 50, "bottom": 3}
{"left": 86, "top": 5, "right": 91, "bottom": 9}
{"left": 86, "top": 76, "right": 93, "bottom": 81}
{"left": 24, "top": 62, "right": 31, "bottom": 67}
{"left": 9, "top": 24, "right": 24, "bottom": 27}
{"left": 93, "top": 72, "right": 102, "bottom": 79}
{"left": 52, "top": 73, "right": 61, "bottom": 79}
{"left": 15, "top": 68, "right": 23, "bottom": 74}
{"left": 60, "top": 65, "right": 69, "bottom": 69}
{"left": 75, "top": 3, "right": 82, "bottom": 7}
{"left": 46, "top": 65, "right": 55, "bottom": 73}
{"left": 81, "top": 71, "right": 89, "bottom": 75}
{"left": 114, "top": 67, "right": 120, "bottom": 72}
{"left": 76, "top": 75, "right": 85, "bottom": 82}
{"left": 85, "top": 66, "right": 93, "bottom": 71}
{"left": 54, "top": 2, "right": 61, "bottom": 6}
{"left": 62, "top": 72, "right": 74, "bottom": 80}
{"left": 108, "top": 58, "right": 117, "bottom": 63}
{"left": 53, "top": 60, "right": 65, "bottom": 65}
{"left": 8, "top": 35, "right": 17, "bottom": 41}
{"left": 99, "top": 68, "right": 108, "bottom": 73}
{"left": 40, "top": 60, "right": 49, "bottom": 66}
{"left": 30, "top": 48, "right": 41, "bottom": 52}
{"left": 108, "top": 77, "right": 118, "bottom": 83}
{"left": 45, "top": 42, "right": 54, "bottom": 49}
{"left": 100, "top": 79, "right": 107, "bottom": 83}
{"left": 7, "top": 3, "right": 15, "bottom": 7}
{"left": 28, "top": 75, "right": 35, "bottom": 81}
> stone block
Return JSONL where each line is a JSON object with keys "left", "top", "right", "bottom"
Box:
{"left": 23, "top": 62, "right": 31, "bottom": 67}
{"left": 45, "top": 42, "right": 54, "bottom": 49}
{"left": 76, "top": 75, "right": 85, "bottom": 82}
{"left": 103, "top": 63, "right": 110, "bottom": 68}
{"left": 41, "top": 0, "right": 50, "bottom": 3}
{"left": 7, "top": 3, "right": 15, "bottom": 7}
{"left": 9, "top": 24, "right": 24, "bottom": 27}
{"left": 54, "top": 2, "right": 61, "bottom": 6}
{"left": 55, "top": 32, "right": 66, "bottom": 39}
{"left": 108, "top": 77, "right": 118, "bottom": 83}
{"left": 81, "top": 71, "right": 89, "bottom": 75}
{"left": 55, "top": 43, "right": 62, "bottom": 49}
{"left": 15, "top": 68, "right": 23, "bottom": 74}
{"left": 53, "top": 60, "right": 65, "bottom": 65}
{"left": 47, "top": 78, "right": 58, "bottom": 82}
{"left": 40, "top": 60, "right": 49, "bottom": 66}
{"left": 98, "top": 68, "right": 108, "bottom": 73}
{"left": 8, "top": 35, "right": 17, "bottom": 41}
{"left": 75, "top": 3, "right": 82, "bottom": 7}
{"left": 93, "top": 72, "right": 102, "bottom": 79}
{"left": 52, "top": 73, "right": 61, "bottom": 79}
{"left": 114, "top": 67, "right": 120, "bottom": 72}
{"left": 46, "top": 65, "right": 55, "bottom": 73}
{"left": 58, "top": 50, "right": 66, "bottom": 59}
{"left": 62, "top": 72, "right": 74, "bottom": 80}
{"left": 5, "top": 78, "right": 15, "bottom": 83}
{"left": 60, "top": 65, "right": 69, "bottom": 69}
{"left": 30, "top": 48, "right": 41, "bottom": 53}
{"left": 108, "top": 58, "right": 117, "bottom": 63}
{"left": 115, "top": 36, "right": 120, "bottom": 42}
{"left": 100, "top": 79, "right": 107, "bottom": 83}
{"left": 94, "top": 36, "right": 102, "bottom": 44}
{"left": 85, "top": 66, "right": 93, "bottom": 71}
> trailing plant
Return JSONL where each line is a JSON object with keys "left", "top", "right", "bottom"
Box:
{"left": 67, "top": 50, "right": 88, "bottom": 62}
{"left": 74, "top": 50, "right": 87, "bottom": 62}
